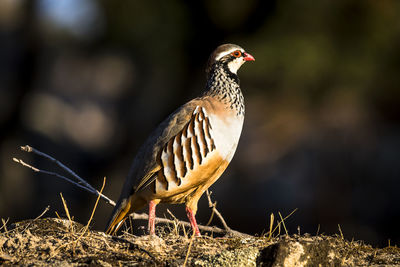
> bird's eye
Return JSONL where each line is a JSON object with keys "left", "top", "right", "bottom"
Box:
{"left": 231, "top": 50, "right": 242, "bottom": 58}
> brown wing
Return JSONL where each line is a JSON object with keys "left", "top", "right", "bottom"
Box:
{"left": 153, "top": 105, "right": 216, "bottom": 194}
{"left": 130, "top": 101, "right": 204, "bottom": 193}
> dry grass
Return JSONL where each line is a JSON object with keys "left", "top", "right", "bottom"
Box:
{"left": 0, "top": 217, "right": 273, "bottom": 266}
{"left": 1, "top": 217, "right": 400, "bottom": 266}
{"left": 0, "top": 218, "right": 156, "bottom": 266}
{"left": 0, "top": 199, "right": 399, "bottom": 266}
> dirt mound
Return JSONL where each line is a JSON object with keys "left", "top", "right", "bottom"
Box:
{"left": 1, "top": 218, "right": 399, "bottom": 266}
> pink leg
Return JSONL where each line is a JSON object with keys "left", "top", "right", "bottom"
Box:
{"left": 186, "top": 207, "right": 201, "bottom": 237}
{"left": 148, "top": 200, "right": 157, "bottom": 235}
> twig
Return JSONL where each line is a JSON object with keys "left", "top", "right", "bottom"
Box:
{"left": 12, "top": 158, "right": 86, "bottom": 190}
{"left": 74, "top": 177, "right": 106, "bottom": 248}
{"left": 166, "top": 209, "right": 179, "bottom": 222}
{"left": 205, "top": 190, "right": 216, "bottom": 226}
{"left": 14, "top": 146, "right": 115, "bottom": 206}
{"left": 206, "top": 190, "right": 231, "bottom": 231}
{"left": 20, "top": 205, "right": 51, "bottom": 234}
{"left": 268, "top": 213, "right": 274, "bottom": 240}
{"left": 82, "top": 177, "right": 106, "bottom": 234}
{"left": 282, "top": 208, "right": 298, "bottom": 221}
{"left": 21, "top": 145, "right": 95, "bottom": 193}
{"left": 55, "top": 211, "right": 61, "bottom": 219}
{"left": 278, "top": 211, "right": 288, "bottom": 236}
{"left": 1, "top": 218, "right": 9, "bottom": 233}
{"left": 316, "top": 224, "right": 320, "bottom": 236}
{"left": 60, "top": 193, "right": 74, "bottom": 232}
{"left": 270, "top": 208, "right": 298, "bottom": 237}
{"left": 338, "top": 224, "right": 344, "bottom": 240}
{"left": 166, "top": 209, "right": 181, "bottom": 236}
{"left": 183, "top": 233, "right": 196, "bottom": 267}
{"left": 34, "top": 205, "right": 50, "bottom": 221}
{"left": 13, "top": 157, "right": 104, "bottom": 203}
{"left": 131, "top": 212, "right": 250, "bottom": 237}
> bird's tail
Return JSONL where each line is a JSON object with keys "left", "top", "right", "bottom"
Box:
{"left": 105, "top": 197, "right": 132, "bottom": 235}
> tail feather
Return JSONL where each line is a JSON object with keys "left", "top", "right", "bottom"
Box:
{"left": 105, "top": 198, "right": 132, "bottom": 235}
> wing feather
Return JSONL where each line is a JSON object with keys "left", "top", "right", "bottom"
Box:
{"left": 118, "top": 99, "right": 207, "bottom": 198}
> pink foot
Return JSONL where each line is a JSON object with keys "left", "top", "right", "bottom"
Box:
{"left": 148, "top": 200, "right": 157, "bottom": 235}
{"left": 186, "top": 207, "right": 201, "bottom": 237}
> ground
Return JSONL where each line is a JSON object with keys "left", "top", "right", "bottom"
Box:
{"left": 1, "top": 218, "right": 399, "bottom": 266}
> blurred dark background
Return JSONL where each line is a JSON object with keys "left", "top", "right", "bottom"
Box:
{"left": 1, "top": 0, "right": 399, "bottom": 247}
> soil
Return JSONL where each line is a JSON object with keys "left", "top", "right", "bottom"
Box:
{"left": 1, "top": 218, "right": 399, "bottom": 266}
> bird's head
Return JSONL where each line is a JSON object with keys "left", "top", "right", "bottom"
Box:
{"left": 206, "top": 44, "right": 255, "bottom": 76}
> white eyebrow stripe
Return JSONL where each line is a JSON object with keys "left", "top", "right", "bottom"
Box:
{"left": 215, "top": 48, "right": 244, "bottom": 61}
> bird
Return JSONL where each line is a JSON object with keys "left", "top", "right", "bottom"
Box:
{"left": 105, "top": 44, "right": 254, "bottom": 236}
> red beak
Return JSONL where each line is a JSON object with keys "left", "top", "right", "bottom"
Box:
{"left": 243, "top": 52, "right": 255, "bottom": 61}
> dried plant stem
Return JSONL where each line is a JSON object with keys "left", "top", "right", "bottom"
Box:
{"left": 18, "top": 205, "right": 51, "bottom": 234}
{"left": 82, "top": 177, "right": 106, "bottom": 234}
{"left": 278, "top": 212, "right": 288, "bottom": 236}
{"left": 131, "top": 212, "right": 249, "bottom": 236}
{"left": 206, "top": 190, "right": 231, "bottom": 231}
{"left": 20, "top": 145, "right": 97, "bottom": 196}
{"left": 74, "top": 177, "right": 107, "bottom": 248}
{"left": 268, "top": 213, "right": 274, "bottom": 240}
{"left": 183, "top": 233, "right": 196, "bottom": 267}
{"left": 60, "top": 193, "right": 74, "bottom": 232}
{"left": 12, "top": 158, "right": 92, "bottom": 194}
{"left": 338, "top": 224, "right": 344, "bottom": 240}
{"left": 1, "top": 218, "right": 9, "bottom": 233}
{"left": 270, "top": 208, "right": 298, "bottom": 237}
{"left": 15, "top": 145, "right": 115, "bottom": 206}
{"left": 34, "top": 205, "right": 50, "bottom": 221}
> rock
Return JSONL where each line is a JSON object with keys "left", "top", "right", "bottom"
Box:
{"left": 258, "top": 235, "right": 400, "bottom": 266}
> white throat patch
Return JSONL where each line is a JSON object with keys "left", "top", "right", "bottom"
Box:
{"left": 227, "top": 57, "right": 245, "bottom": 74}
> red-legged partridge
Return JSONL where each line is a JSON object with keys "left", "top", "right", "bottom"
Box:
{"left": 105, "top": 44, "right": 254, "bottom": 236}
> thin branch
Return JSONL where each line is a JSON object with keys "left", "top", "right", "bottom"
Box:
{"left": 76, "top": 177, "right": 107, "bottom": 245}
{"left": 183, "top": 233, "right": 196, "bottom": 266}
{"left": 60, "top": 192, "right": 74, "bottom": 232}
{"left": 84, "top": 177, "right": 106, "bottom": 231}
{"left": 13, "top": 158, "right": 96, "bottom": 198}
{"left": 14, "top": 146, "right": 116, "bottom": 206}
{"left": 166, "top": 209, "right": 181, "bottom": 236}
{"left": 20, "top": 205, "right": 51, "bottom": 234}
{"left": 34, "top": 205, "right": 50, "bottom": 220}
{"left": 270, "top": 208, "right": 298, "bottom": 237}
{"left": 268, "top": 212, "right": 274, "bottom": 240}
{"left": 206, "top": 190, "right": 231, "bottom": 231}
{"left": 130, "top": 212, "right": 250, "bottom": 237}
{"left": 278, "top": 211, "right": 288, "bottom": 236}
{"left": 21, "top": 145, "right": 96, "bottom": 193}
{"left": 1, "top": 218, "right": 9, "bottom": 232}
{"left": 205, "top": 191, "right": 216, "bottom": 226}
